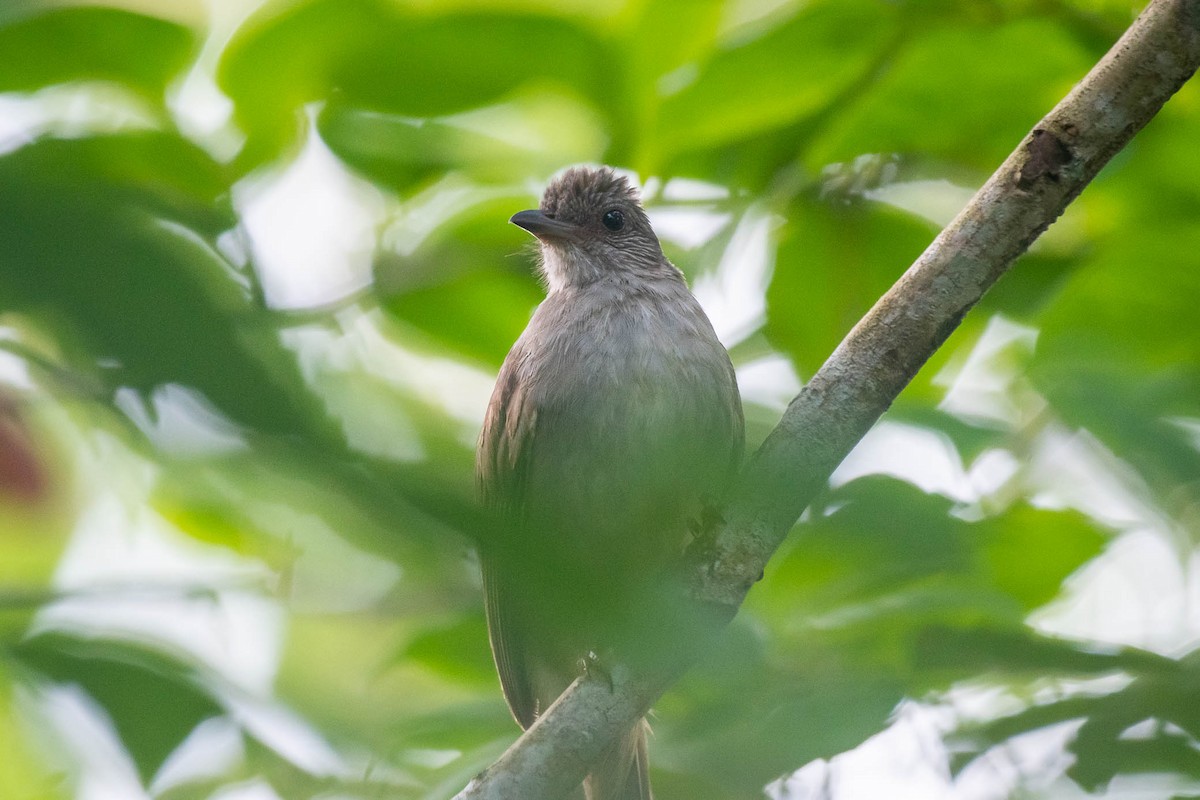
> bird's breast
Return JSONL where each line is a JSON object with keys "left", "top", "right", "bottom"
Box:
{"left": 513, "top": 283, "right": 739, "bottom": 543}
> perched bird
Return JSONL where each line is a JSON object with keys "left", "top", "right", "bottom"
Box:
{"left": 477, "top": 167, "right": 744, "bottom": 800}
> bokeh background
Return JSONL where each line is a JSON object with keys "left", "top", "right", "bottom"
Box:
{"left": 2, "top": 0, "right": 1199, "bottom": 798}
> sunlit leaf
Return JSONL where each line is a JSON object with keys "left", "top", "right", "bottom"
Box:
{"left": 977, "top": 505, "right": 1106, "bottom": 611}
{"left": 0, "top": 6, "right": 195, "bottom": 100}
{"left": 656, "top": 0, "right": 898, "bottom": 158}
{"left": 401, "top": 615, "right": 496, "bottom": 686}
{"left": 0, "top": 659, "right": 67, "bottom": 800}
{"left": 807, "top": 17, "right": 1095, "bottom": 171}
{"left": 318, "top": 93, "right": 607, "bottom": 190}
{"left": 219, "top": 0, "right": 614, "bottom": 169}
{"left": 377, "top": 193, "right": 542, "bottom": 368}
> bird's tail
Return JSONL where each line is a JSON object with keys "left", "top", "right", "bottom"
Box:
{"left": 584, "top": 720, "right": 652, "bottom": 800}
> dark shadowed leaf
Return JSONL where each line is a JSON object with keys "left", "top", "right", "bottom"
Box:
{"left": 0, "top": 135, "right": 326, "bottom": 440}
{"left": 914, "top": 626, "right": 1174, "bottom": 678}
{"left": 951, "top": 651, "right": 1200, "bottom": 792}
{"left": 658, "top": 620, "right": 902, "bottom": 798}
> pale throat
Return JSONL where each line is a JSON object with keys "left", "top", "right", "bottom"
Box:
{"left": 539, "top": 243, "right": 602, "bottom": 292}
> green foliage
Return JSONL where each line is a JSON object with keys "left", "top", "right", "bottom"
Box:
{"left": 656, "top": 0, "right": 900, "bottom": 156}
{"left": 15, "top": 633, "right": 224, "bottom": 783}
{"left": 0, "top": 0, "right": 1198, "bottom": 798}
{"left": 767, "top": 196, "right": 938, "bottom": 376}
{"left": 0, "top": 6, "right": 195, "bottom": 98}
{"left": 219, "top": 0, "right": 615, "bottom": 171}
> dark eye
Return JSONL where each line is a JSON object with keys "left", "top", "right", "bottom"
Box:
{"left": 602, "top": 209, "right": 625, "bottom": 231}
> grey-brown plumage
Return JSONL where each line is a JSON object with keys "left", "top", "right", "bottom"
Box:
{"left": 477, "top": 167, "right": 744, "bottom": 800}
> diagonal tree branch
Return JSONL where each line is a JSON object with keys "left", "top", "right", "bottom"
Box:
{"left": 454, "top": 1, "right": 1200, "bottom": 797}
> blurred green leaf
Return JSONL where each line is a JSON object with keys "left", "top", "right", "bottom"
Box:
{"left": 766, "top": 196, "right": 937, "bottom": 377}
{"left": 318, "top": 92, "right": 606, "bottom": 190}
{"left": 657, "top": 0, "right": 898, "bottom": 158}
{"left": 15, "top": 633, "right": 222, "bottom": 784}
{"left": 401, "top": 615, "right": 496, "bottom": 687}
{"left": 660, "top": 620, "right": 902, "bottom": 798}
{"left": 389, "top": 703, "right": 513, "bottom": 752}
{"left": 624, "top": 0, "right": 724, "bottom": 87}
{"left": 750, "top": 477, "right": 1109, "bottom": 662}
{"left": 1032, "top": 145, "right": 1200, "bottom": 512}
{"left": 380, "top": 264, "right": 542, "bottom": 369}
{"left": 318, "top": 104, "right": 527, "bottom": 191}
{"left": 977, "top": 505, "right": 1106, "bottom": 610}
{"left": 1067, "top": 661, "right": 1200, "bottom": 789}
{"left": 0, "top": 131, "right": 231, "bottom": 234}
{"left": 1036, "top": 231, "right": 1200, "bottom": 382}
{"left": 882, "top": 404, "right": 1006, "bottom": 463}
{"left": 1072, "top": 734, "right": 1200, "bottom": 790}
{"left": 914, "top": 625, "right": 1174, "bottom": 678}
{"left": 0, "top": 660, "right": 67, "bottom": 800}
{"left": 0, "top": 6, "right": 195, "bottom": 100}
{"left": 0, "top": 135, "right": 325, "bottom": 440}
{"left": 219, "top": 0, "right": 614, "bottom": 169}
{"left": 951, "top": 650, "right": 1200, "bottom": 791}
{"left": 377, "top": 193, "right": 543, "bottom": 368}
{"left": 979, "top": 249, "right": 1080, "bottom": 321}
{"left": 807, "top": 17, "right": 1094, "bottom": 171}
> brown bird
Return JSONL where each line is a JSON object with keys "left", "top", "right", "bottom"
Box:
{"left": 477, "top": 167, "right": 744, "bottom": 799}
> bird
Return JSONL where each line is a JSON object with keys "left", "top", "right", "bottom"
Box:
{"left": 477, "top": 167, "right": 744, "bottom": 800}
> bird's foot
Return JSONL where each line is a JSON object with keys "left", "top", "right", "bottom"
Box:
{"left": 579, "top": 649, "right": 615, "bottom": 692}
{"left": 686, "top": 498, "right": 726, "bottom": 557}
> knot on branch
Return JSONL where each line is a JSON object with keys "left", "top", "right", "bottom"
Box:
{"left": 1016, "top": 128, "right": 1074, "bottom": 190}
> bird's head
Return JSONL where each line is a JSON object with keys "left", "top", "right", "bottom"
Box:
{"left": 511, "top": 167, "right": 668, "bottom": 291}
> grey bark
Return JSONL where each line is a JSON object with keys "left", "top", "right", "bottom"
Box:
{"left": 454, "top": 1, "right": 1200, "bottom": 797}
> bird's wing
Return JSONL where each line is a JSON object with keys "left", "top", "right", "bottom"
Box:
{"left": 480, "top": 558, "right": 536, "bottom": 728}
{"left": 476, "top": 352, "right": 540, "bottom": 728}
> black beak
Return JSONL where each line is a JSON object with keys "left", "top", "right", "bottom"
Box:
{"left": 510, "top": 209, "right": 581, "bottom": 242}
